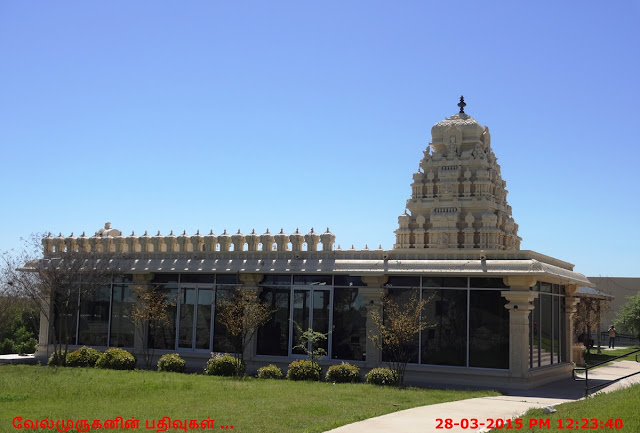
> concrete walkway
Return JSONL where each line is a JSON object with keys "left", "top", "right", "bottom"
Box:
{"left": 324, "top": 360, "right": 640, "bottom": 433}
{"left": 0, "top": 353, "right": 37, "bottom": 365}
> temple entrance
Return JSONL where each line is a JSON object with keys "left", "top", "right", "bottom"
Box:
{"left": 177, "top": 284, "right": 214, "bottom": 351}
{"left": 290, "top": 286, "right": 333, "bottom": 358}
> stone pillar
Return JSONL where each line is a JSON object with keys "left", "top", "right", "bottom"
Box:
{"left": 360, "top": 275, "right": 388, "bottom": 368}
{"left": 131, "top": 273, "right": 155, "bottom": 360}
{"left": 38, "top": 295, "right": 54, "bottom": 351}
{"left": 502, "top": 276, "right": 538, "bottom": 378}
{"left": 238, "top": 273, "right": 265, "bottom": 363}
{"left": 564, "top": 292, "right": 580, "bottom": 363}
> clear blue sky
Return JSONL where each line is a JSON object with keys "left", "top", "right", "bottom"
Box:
{"left": 1, "top": 1, "right": 638, "bottom": 277}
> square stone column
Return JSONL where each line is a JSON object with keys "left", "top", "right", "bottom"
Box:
{"left": 502, "top": 276, "right": 538, "bottom": 379}
{"left": 564, "top": 294, "right": 580, "bottom": 363}
{"left": 360, "top": 275, "right": 388, "bottom": 368}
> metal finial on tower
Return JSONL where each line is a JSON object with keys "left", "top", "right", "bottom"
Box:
{"left": 458, "top": 95, "right": 466, "bottom": 113}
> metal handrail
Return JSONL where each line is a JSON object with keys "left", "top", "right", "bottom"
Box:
{"left": 572, "top": 348, "right": 640, "bottom": 397}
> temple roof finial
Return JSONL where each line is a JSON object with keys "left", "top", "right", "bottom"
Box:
{"left": 458, "top": 95, "right": 466, "bottom": 113}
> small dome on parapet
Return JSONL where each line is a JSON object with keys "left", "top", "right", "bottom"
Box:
{"left": 96, "top": 222, "right": 122, "bottom": 237}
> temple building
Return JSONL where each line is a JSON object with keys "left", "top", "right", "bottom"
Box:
{"left": 36, "top": 98, "right": 591, "bottom": 389}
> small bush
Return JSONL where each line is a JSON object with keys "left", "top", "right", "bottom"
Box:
{"left": 257, "top": 364, "right": 283, "bottom": 379}
{"left": 47, "top": 350, "right": 67, "bottom": 367}
{"left": 95, "top": 348, "right": 136, "bottom": 370}
{"left": 326, "top": 362, "right": 360, "bottom": 383}
{"left": 286, "top": 359, "right": 321, "bottom": 381}
{"left": 158, "top": 353, "right": 186, "bottom": 373}
{"left": 0, "top": 339, "right": 15, "bottom": 355}
{"left": 15, "top": 338, "right": 37, "bottom": 355}
{"left": 365, "top": 367, "right": 398, "bottom": 386}
{"left": 66, "top": 346, "right": 101, "bottom": 367}
{"left": 204, "top": 353, "right": 243, "bottom": 377}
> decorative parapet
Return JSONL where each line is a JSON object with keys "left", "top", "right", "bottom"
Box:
{"left": 42, "top": 223, "right": 338, "bottom": 255}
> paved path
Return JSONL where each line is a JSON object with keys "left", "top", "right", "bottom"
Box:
{"left": 324, "top": 360, "right": 640, "bottom": 433}
{"left": 0, "top": 353, "right": 36, "bottom": 364}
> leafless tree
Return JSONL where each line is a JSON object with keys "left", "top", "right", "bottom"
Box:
{"left": 369, "top": 290, "right": 432, "bottom": 386}
{"left": 215, "top": 287, "right": 274, "bottom": 375}
{"left": 1, "top": 234, "right": 121, "bottom": 365}
{"left": 130, "top": 284, "right": 176, "bottom": 369}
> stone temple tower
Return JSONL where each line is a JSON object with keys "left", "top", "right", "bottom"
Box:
{"left": 394, "top": 97, "right": 521, "bottom": 250}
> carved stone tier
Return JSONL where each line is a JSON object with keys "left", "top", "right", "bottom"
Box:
{"left": 395, "top": 108, "right": 521, "bottom": 250}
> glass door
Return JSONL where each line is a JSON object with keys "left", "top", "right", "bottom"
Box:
{"left": 290, "top": 287, "right": 332, "bottom": 357}
{"left": 177, "top": 284, "right": 213, "bottom": 351}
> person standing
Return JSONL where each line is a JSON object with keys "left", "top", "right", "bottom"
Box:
{"left": 608, "top": 325, "right": 617, "bottom": 349}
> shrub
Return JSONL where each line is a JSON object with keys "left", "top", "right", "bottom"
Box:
{"left": 256, "top": 364, "right": 283, "bottom": 379}
{"left": 47, "top": 350, "right": 67, "bottom": 367}
{"left": 95, "top": 348, "right": 136, "bottom": 370}
{"left": 66, "top": 346, "right": 101, "bottom": 367}
{"left": 0, "top": 339, "right": 15, "bottom": 355}
{"left": 204, "top": 353, "right": 243, "bottom": 377}
{"left": 286, "top": 359, "right": 321, "bottom": 381}
{"left": 15, "top": 338, "right": 38, "bottom": 355}
{"left": 157, "top": 353, "right": 186, "bottom": 373}
{"left": 365, "top": 368, "right": 398, "bottom": 386}
{"left": 326, "top": 362, "right": 360, "bottom": 383}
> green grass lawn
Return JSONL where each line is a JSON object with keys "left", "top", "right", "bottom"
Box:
{"left": 488, "top": 383, "right": 640, "bottom": 432}
{"left": 584, "top": 346, "right": 640, "bottom": 367}
{"left": 0, "top": 365, "right": 499, "bottom": 433}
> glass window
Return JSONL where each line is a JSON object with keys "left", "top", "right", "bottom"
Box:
{"left": 553, "top": 295, "right": 560, "bottom": 362}
{"left": 540, "top": 282, "right": 552, "bottom": 293}
{"left": 291, "top": 288, "right": 330, "bottom": 356}
{"left": 262, "top": 275, "right": 291, "bottom": 286}
{"left": 257, "top": 287, "right": 290, "bottom": 356}
{"left": 195, "top": 289, "right": 213, "bottom": 350}
{"left": 78, "top": 285, "right": 111, "bottom": 346}
{"left": 383, "top": 288, "right": 419, "bottom": 364}
{"left": 148, "top": 284, "right": 178, "bottom": 350}
{"left": 181, "top": 274, "right": 215, "bottom": 284}
{"left": 332, "top": 288, "right": 366, "bottom": 360}
{"left": 334, "top": 275, "right": 367, "bottom": 287}
{"left": 560, "top": 297, "right": 566, "bottom": 362}
{"left": 152, "top": 274, "right": 179, "bottom": 284}
{"left": 292, "top": 290, "right": 311, "bottom": 355}
{"left": 293, "top": 275, "right": 332, "bottom": 285}
{"left": 178, "top": 288, "right": 196, "bottom": 349}
{"left": 110, "top": 284, "right": 135, "bottom": 348}
{"left": 441, "top": 277, "right": 468, "bottom": 288}
{"left": 216, "top": 274, "right": 240, "bottom": 285}
{"left": 213, "top": 287, "right": 236, "bottom": 353}
{"left": 52, "top": 291, "right": 79, "bottom": 345}
{"left": 530, "top": 296, "right": 541, "bottom": 368}
{"left": 384, "top": 276, "right": 420, "bottom": 287}
{"left": 421, "top": 289, "right": 467, "bottom": 366}
{"left": 470, "top": 278, "right": 508, "bottom": 289}
{"left": 469, "top": 290, "right": 509, "bottom": 368}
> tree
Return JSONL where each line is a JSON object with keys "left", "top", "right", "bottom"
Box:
{"left": 292, "top": 324, "right": 328, "bottom": 367}
{"left": 369, "top": 290, "right": 431, "bottom": 386}
{"left": 0, "top": 291, "right": 39, "bottom": 354}
{"left": 615, "top": 292, "right": 640, "bottom": 341}
{"left": 130, "top": 284, "right": 176, "bottom": 369}
{"left": 215, "top": 287, "right": 274, "bottom": 375}
{"left": 1, "top": 234, "right": 121, "bottom": 365}
{"left": 573, "top": 297, "right": 602, "bottom": 352}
